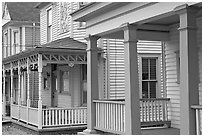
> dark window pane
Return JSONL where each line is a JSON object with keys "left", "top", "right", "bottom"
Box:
{"left": 149, "top": 82, "right": 156, "bottom": 98}
{"left": 150, "top": 59, "right": 156, "bottom": 80}
{"left": 142, "top": 81, "right": 148, "bottom": 98}
{"left": 142, "top": 58, "right": 149, "bottom": 80}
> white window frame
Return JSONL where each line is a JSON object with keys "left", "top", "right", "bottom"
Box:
{"left": 3, "top": 31, "right": 8, "bottom": 57}
{"left": 12, "top": 29, "right": 19, "bottom": 55}
{"left": 138, "top": 54, "right": 161, "bottom": 98}
{"left": 60, "top": 70, "right": 71, "bottom": 95}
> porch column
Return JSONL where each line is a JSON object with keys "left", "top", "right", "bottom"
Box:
{"left": 27, "top": 58, "right": 31, "bottom": 123}
{"left": 121, "top": 23, "right": 141, "bottom": 135}
{"left": 2, "top": 66, "right": 6, "bottom": 117}
{"left": 83, "top": 35, "right": 100, "bottom": 134}
{"left": 10, "top": 65, "right": 14, "bottom": 116}
{"left": 174, "top": 5, "right": 199, "bottom": 135}
{"left": 38, "top": 54, "right": 43, "bottom": 129}
{"left": 18, "top": 62, "right": 21, "bottom": 121}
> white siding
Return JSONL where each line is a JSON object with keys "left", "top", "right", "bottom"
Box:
{"left": 40, "top": 8, "right": 47, "bottom": 45}
{"left": 165, "top": 23, "right": 180, "bottom": 128}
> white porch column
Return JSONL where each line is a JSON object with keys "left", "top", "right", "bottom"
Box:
{"left": 10, "top": 65, "right": 14, "bottom": 117}
{"left": 174, "top": 5, "right": 199, "bottom": 135}
{"left": 2, "top": 66, "right": 6, "bottom": 117}
{"left": 83, "top": 35, "right": 100, "bottom": 134}
{"left": 38, "top": 54, "right": 43, "bottom": 129}
{"left": 18, "top": 62, "right": 21, "bottom": 120}
{"left": 27, "top": 58, "right": 31, "bottom": 123}
{"left": 121, "top": 23, "right": 141, "bottom": 135}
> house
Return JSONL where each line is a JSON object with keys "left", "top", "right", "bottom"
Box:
{"left": 2, "top": 2, "right": 89, "bottom": 131}
{"left": 2, "top": 2, "right": 40, "bottom": 117}
{"left": 71, "top": 2, "right": 202, "bottom": 135}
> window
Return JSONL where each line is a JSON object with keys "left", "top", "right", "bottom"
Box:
{"left": 60, "top": 71, "right": 70, "bottom": 94}
{"left": 13, "top": 31, "right": 18, "bottom": 54}
{"left": 81, "top": 64, "right": 87, "bottom": 106}
{"left": 4, "top": 32, "right": 8, "bottom": 57}
{"left": 141, "top": 57, "right": 158, "bottom": 98}
{"left": 47, "top": 8, "right": 52, "bottom": 42}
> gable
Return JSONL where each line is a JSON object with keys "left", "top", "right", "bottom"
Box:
{"left": 2, "top": 4, "right": 11, "bottom": 25}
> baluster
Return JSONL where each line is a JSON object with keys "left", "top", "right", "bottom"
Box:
{"left": 72, "top": 109, "right": 74, "bottom": 124}
{"left": 116, "top": 104, "right": 118, "bottom": 132}
{"left": 52, "top": 110, "right": 54, "bottom": 125}
{"left": 112, "top": 103, "right": 115, "bottom": 131}
{"left": 154, "top": 101, "right": 157, "bottom": 121}
{"left": 84, "top": 108, "right": 87, "bottom": 124}
{"left": 119, "top": 104, "right": 121, "bottom": 132}
{"left": 96, "top": 102, "right": 100, "bottom": 127}
{"left": 65, "top": 110, "right": 67, "bottom": 125}
{"left": 55, "top": 110, "right": 58, "bottom": 125}
{"left": 162, "top": 100, "right": 165, "bottom": 121}
{"left": 140, "top": 101, "right": 144, "bottom": 122}
{"left": 62, "top": 109, "right": 65, "bottom": 125}
{"left": 147, "top": 100, "right": 150, "bottom": 122}
{"left": 77, "top": 109, "right": 80, "bottom": 124}
{"left": 68, "top": 109, "right": 71, "bottom": 125}
{"left": 158, "top": 101, "right": 161, "bottom": 121}
{"left": 151, "top": 100, "right": 154, "bottom": 122}
{"left": 108, "top": 103, "right": 110, "bottom": 130}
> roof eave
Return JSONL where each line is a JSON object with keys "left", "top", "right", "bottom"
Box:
{"left": 35, "top": 2, "right": 52, "bottom": 9}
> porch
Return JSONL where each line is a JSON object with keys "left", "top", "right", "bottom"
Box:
{"left": 2, "top": 37, "right": 89, "bottom": 130}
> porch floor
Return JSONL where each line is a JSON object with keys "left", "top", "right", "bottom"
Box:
{"left": 142, "top": 127, "right": 180, "bottom": 135}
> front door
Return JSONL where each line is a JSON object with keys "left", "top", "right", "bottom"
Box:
{"left": 51, "top": 64, "right": 58, "bottom": 107}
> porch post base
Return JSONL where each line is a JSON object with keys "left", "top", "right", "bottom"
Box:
{"left": 78, "top": 129, "right": 98, "bottom": 135}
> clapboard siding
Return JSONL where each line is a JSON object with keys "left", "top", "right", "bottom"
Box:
{"left": 52, "top": 2, "right": 60, "bottom": 41}
{"left": 165, "top": 23, "right": 180, "bottom": 129}
{"left": 40, "top": 8, "right": 47, "bottom": 45}
{"left": 58, "top": 94, "right": 72, "bottom": 108}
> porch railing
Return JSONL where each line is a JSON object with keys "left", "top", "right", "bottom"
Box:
{"left": 191, "top": 105, "right": 202, "bottom": 135}
{"left": 11, "top": 103, "right": 39, "bottom": 126}
{"left": 42, "top": 107, "right": 87, "bottom": 127}
{"left": 94, "top": 99, "right": 125, "bottom": 134}
{"left": 140, "top": 98, "right": 170, "bottom": 126}
{"left": 94, "top": 98, "right": 170, "bottom": 134}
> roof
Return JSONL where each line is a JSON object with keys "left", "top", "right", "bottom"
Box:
{"left": 34, "top": 2, "right": 51, "bottom": 9}
{"left": 2, "top": 37, "right": 87, "bottom": 64}
{"left": 42, "top": 37, "right": 87, "bottom": 50}
{"left": 6, "top": 2, "right": 40, "bottom": 22}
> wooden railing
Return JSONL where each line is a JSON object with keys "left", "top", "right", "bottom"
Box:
{"left": 94, "top": 99, "right": 125, "bottom": 134}
{"left": 42, "top": 107, "right": 87, "bottom": 127}
{"left": 94, "top": 98, "right": 170, "bottom": 134}
{"left": 140, "top": 98, "right": 170, "bottom": 126}
{"left": 191, "top": 105, "right": 202, "bottom": 135}
{"left": 11, "top": 103, "right": 39, "bottom": 126}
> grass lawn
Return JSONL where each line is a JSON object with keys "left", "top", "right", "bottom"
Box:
{"left": 2, "top": 124, "right": 37, "bottom": 135}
